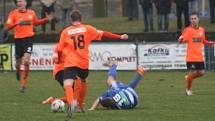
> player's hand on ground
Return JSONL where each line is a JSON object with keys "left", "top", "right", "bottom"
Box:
{"left": 120, "top": 34, "right": 128, "bottom": 40}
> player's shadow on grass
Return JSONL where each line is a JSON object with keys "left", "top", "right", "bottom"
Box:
{"left": 94, "top": 106, "right": 144, "bottom": 112}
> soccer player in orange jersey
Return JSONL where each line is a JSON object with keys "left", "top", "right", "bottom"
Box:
{"left": 178, "top": 12, "right": 214, "bottom": 96}
{"left": 42, "top": 44, "right": 81, "bottom": 105}
{"left": 6, "top": 0, "right": 52, "bottom": 93}
{"left": 55, "top": 10, "right": 128, "bottom": 117}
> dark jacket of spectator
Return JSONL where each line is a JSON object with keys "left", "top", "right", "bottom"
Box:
{"left": 0, "top": 20, "right": 8, "bottom": 43}
{"left": 139, "top": 0, "right": 153, "bottom": 9}
{"left": 174, "top": 0, "right": 189, "bottom": 7}
{"left": 174, "top": 0, "right": 189, "bottom": 30}
{"left": 40, "top": 0, "right": 57, "bottom": 32}
{"left": 154, "top": 0, "right": 172, "bottom": 14}
{"left": 58, "top": 0, "right": 75, "bottom": 10}
{"left": 40, "top": 0, "right": 56, "bottom": 14}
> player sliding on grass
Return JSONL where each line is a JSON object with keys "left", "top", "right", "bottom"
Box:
{"left": 53, "top": 10, "right": 128, "bottom": 117}
{"left": 88, "top": 61, "right": 144, "bottom": 110}
{"left": 178, "top": 12, "right": 214, "bottom": 96}
{"left": 6, "top": 0, "right": 52, "bottom": 93}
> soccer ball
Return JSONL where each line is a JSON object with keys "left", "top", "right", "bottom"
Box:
{"left": 51, "top": 99, "right": 65, "bottom": 112}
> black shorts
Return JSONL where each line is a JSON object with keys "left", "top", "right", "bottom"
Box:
{"left": 55, "top": 70, "right": 64, "bottom": 87}
{"left": 64, "top": 67, "right": 89, "bottom": 80}
{"left": 14, "top": 36, "right": 33, "bottom": 59}
{"left": 186, "top": 62, "right": 205, "bottom": 70}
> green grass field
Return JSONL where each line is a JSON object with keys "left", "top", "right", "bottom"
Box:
{"left": 0, "top": 71, "right": 215, "bottom": 121}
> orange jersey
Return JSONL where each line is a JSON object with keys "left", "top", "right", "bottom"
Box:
{"left": 6, "top": 9, "right": 46, "bottom": 39}
{"left": 53, "top": 44, "right": 65, "bottom": 77}
{"left": 179, "top": 26, "right": 206, "bottom": 62}
{"left": 58, "top": 24, "right": 104, "bottom": 69}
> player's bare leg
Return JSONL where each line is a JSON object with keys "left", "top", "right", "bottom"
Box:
{"left": 42, "top": 96, "right": 54, "bottom": 104}
{"left": 42, "top": 96, "right": 67, "bottom": 104}
{"left": 20, "top": 53, "right": 31, "bottom": 93}
{"left": 77, "top": 79, "right": 87, "bottom": 113}
{"left": 103, "top": 61, "right": 118, "bottom": 87}
{"left": 73, "top": 78, "right": 81, "bottom": 112}
{"left": 64, "top": 79, "right": 75, "bottom": 117}
{"left": 15, "top": 58, "right": 22, "bottom": 81}
{"left": 185, "top": 70, "right": 205, "bottom": 96}
{"left": 127, "top": 65, "right": 145, "bottom": 89}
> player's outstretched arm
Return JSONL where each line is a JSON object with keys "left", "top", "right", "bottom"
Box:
{"left": 88, "top": 98, "right": 100, "bottom": 111}
{"left": 120, "top": 34, "right": 128, "bottom": 40}
{"left": 53, "top": 44, "right": 62, "bottom": 64}
{"left": 6, "top": 19, "right": 21, "bottom": 30}
{"left": 34, "top": 13, "right": 53, "bottom": 26}
{"left": 178, "top": 36, "right": 186, "bottom": 44}
{"left": 203, "top": 40, "right": 214, "bottom": 47}
{"left": 102, "top": 31, "right": 128, "bottom": 40}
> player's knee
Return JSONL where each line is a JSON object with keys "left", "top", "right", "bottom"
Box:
{"left": 107, "top": 79, "right": 115, "bottom": 87}
{"left": 108, "top": 71, "right": 117, "bottom": 79}
{"left": 63, "top": 79, "right": 74, "bottom": 87}
{"left": 81, "top": 79, "right": 87, "bottom": 83}
{"left": 16, "top": 59, "right": 22, "bottom": 65}
{"left": 198, "top": 70, "right": 205, "bottom": 77}
{"left": 23, "top": 60, "right": 30, "bottom": 66}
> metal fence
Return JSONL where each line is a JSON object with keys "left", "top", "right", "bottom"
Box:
{"left": 205, "top": 46, "right": 215, "bottom": 70}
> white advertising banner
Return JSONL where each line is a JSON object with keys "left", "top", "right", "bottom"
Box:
{"left": 12, "top": 43, "right": 206, "bottom": 70}
{"left": 12, "top": 44, "right": 56, "bottom": 70}
{"left": 89, "top": 43, "right": 137, "bottom": 70}
{"left": 214, "top": 44, "right": 215, "bottom": 56}
{"left": 138, "top": 43, "right": 187, "bottom": 70}
{"left": 12, "top": 43, "right": 137, "bottom": 70}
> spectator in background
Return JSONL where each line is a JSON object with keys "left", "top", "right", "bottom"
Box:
{"left": 40, "top": 0, "right": 56, "bottom": 33}
{"left": 209, "top": 0, "right": 215, "bottom": 23}
{"left": 139, "top": 0, "right": 154, "bottom": 32}
{"left": 189, "top": 0, "right": 199, "bottom": 14}
{"left": 154, "top": 0, "right": 172, "bottom": 32}
{"left": 174, "top": 0, "right": 189, "bottom": 32}
{"left": 58, "top": 0, "right": 76, "bottom": 28}
{"left": 0, "top": 18, "right": 8, "bottom": 43}
{"left": 127, "top": 0, "right": 139, "bottom": 21}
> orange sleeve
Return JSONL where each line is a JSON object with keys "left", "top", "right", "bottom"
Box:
{"left": 54, "top": 44, "right": 62, "bottom": 57}
{"left": 6, "top": 12, "right": 16, "bottom": 30}
{"left": 199, "top": 28, "right": 213, "bottom": 46}
{"left": 102, "top": 31, "right": 121, "bottom": 39}
{"left": 33, "top": 11, "right": 47, "bottom": 25}
{"left": 53, "top": 44, "right": 59, "bottom": 54}
{"left": 87, "top": 26, "right": 104, "bottom": 41}
{"left": 179, "top": 28, "right": 189, "bottom": 43}
{"left": 57, "top": 30, "right": 67, "bottom": 53}
{"left": 201, "top": 28, "right": 206, "bottom": 42}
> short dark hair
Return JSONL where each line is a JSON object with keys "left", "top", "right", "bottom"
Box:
{"left": 70, "top": 10, "right": 82, "bottom": 22}
{"left": 100, "top": 97, "right": 115, "bottom": 108}
{"left": 190, "top": 12, "right": 199, "bottom": 17}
